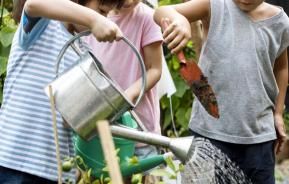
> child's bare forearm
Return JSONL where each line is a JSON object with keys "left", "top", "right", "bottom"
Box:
{"left": 124, "top": 42, "right": 162, "bottom": 102}
{"left": 274, "top": 50, "right": 288, "bottom": 115}
{"left": 143, "top": 42, "right": 163, "bottom": 91}
{"left": 154, "top": 6, "right": 180, "bottom": 25}
{"left": 154, "top": 0, "right": 210, "bottom": 24}
{"left": 24, "top": 0, "right": 100, "bottom": 29}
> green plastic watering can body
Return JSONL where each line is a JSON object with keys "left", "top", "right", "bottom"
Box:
{"left": 73, "top": 112, "right": 167, "bottom": 178}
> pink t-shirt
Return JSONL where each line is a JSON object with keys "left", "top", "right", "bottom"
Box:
{"left": 85, "top": 3, "right": 163, "bottom": 133}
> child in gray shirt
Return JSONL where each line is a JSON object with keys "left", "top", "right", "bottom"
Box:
{"left": 154, "top": 0, "right": 289, "bottom": 183}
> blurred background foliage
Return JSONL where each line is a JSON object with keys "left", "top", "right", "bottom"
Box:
{"left": 158, "top": 0, "right": 195, "bottom": 137}
{"left": 0, "top": 0, "right": 16, "bottom": 105}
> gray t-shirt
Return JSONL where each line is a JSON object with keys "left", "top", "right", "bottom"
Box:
{"left": 189, "top": 0, "right": 289, "bottom": 144}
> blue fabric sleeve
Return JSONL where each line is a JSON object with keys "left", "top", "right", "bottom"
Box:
{"left": 19, "top": 11, "right": 50, "bottom": 49}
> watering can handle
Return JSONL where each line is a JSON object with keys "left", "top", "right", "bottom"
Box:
{"left": 55, "top": 30, "right": 147, "bottom": 107}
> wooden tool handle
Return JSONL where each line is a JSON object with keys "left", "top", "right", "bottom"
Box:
{"left": 96, "top": 120, "right": 124, "bottom": 184}
{"left": 48, "top": 85, "right": 62, "bottom": 184}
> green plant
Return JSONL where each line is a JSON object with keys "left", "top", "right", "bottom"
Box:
{"left": 150, "top": 155, "right": 184, "bottom": 183}
{"left": 160, "top": 42, "right": 196, "bottom": 137}
{"left": 62, "top": 153, "right": 185, "bottom": 184}
{"left": 158, "top": 0, "right": 198, "bottom": 137}
{"left": 0, "top": 1, "right": 17, "bottom": 105}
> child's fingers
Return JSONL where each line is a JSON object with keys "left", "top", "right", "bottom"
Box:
{"left": 167, "top": 34, "right": 184, "bottom": 50}
{"left": 171, "top": 38, "right": 189, "bottom": 54}
{"left": 163, "top": 23, "right": 176, "bottom": 39}
{"left": 164, "top": 29, "right": 178, "bottom": 44}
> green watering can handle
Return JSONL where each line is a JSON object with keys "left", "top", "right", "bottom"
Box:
{"left": 91, "top": 153, "right": 172, "bottom": 178}
{"left": 119, "top": 152, "right": 172, "bottom": 177}
{"left": 55, "top": 30, "right": 147, "bottom": 107}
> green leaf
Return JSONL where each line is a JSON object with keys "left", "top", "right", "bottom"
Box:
{"left": 185, "top": 107, "right": 192, "bottom": 120}
{"left": 92, "top": 180, "right": 101, "bottom": 184}
{"left": 0, "top": 8, "right": 9, "bottom": 17}
{"left": 0, "top": 44, "right": 11, "bottom": 57}
{"left": 162, "top": 109, "right": 172, "bottom": 131}
{"left": 0, "top": 26, "right": 15, "bottom": 47}
{"left": 169, "top": 174, "right": 177, "bottom": 179}
{"left": 150, "top": 169, "right": 172, "bottom": 177}
{"left": 165, "top": 156, "right": 176, "bottom": 172}
{"left": 75, "top": 155, "right": 87, "bottom": 171}
{"left": 127, "top": 156, "right": 139, "bottom": 165}
{"left": 102, "top": 166, "right": 108, "bottom": 172}
{"left": 174, "top": 77, "right": 189, "bottom": 97}
{"left": 0, "top": 56, "right": 7, "bottom": 75}
{"left": 131, "top": 174, "right": 142, "bottom": 184}
{"left": 160, "top": 96, "right": 169, "bottom": 110}
{"left": 178, "top": 127, "right": 189, "bottom": 136}
{"left": 0, "top": 87, "right": 3, "bottom": 104}
{"left": 171, "top": 96, "right": 180, "bottom": 111}
{"left": 166, "top": 130, "right": 176, "bottom": 137}
{"left": 104, "top": 177, "right": 110, "bottom": 183}
{"left": 178, "top": 163, "right": 185, "bottom": 172}
{"left": 171, "top": 55, "right": 180, "bottom": 70}
{"left": 3, "top": 15, "right": 17, "bottom": 29}
{"left": 175, "top": 107, "right": 188, "bottom": 128}
{"left": 87, "top": 169, "right": 92, "bottom": 179}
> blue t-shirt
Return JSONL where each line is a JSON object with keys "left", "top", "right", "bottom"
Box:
{"left": 0, "top": 12, "right": 78, "bottom": 181}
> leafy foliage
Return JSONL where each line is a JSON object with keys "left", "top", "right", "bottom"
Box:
{"left": 157, "top": 0, "right": 197, "bottom": 137}
{"left": 160, "top": 42, "right": 196, "bottom": 137}
{"left": 0, "top": 0, "right": 17, "bottom": 105}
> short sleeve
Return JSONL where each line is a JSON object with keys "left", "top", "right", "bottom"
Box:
{"left": 18, "top": 11, "right": 50, "bottom": 49}
{"left": 276, "top": 12, "right": 289, "bottom": 57}
{"left": 141, "top": 6, "right": 163, "bottom": 47}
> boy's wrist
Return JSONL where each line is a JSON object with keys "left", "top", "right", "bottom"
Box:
{"left": 274, "top": 111, "right": 284, "bottom": 118}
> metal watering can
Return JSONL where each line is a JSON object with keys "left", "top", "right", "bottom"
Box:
{"left": 45, "top": 31, "right": 146, "bottom": 140}
{"left": 73, "top": 112, "right": 172, "bottom": 178}
{"left": 45, "top": 31, "right": 196, "bottom": 177}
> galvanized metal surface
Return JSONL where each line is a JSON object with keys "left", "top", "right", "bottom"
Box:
{"left": 110, "top": 125, "right": 195, "bottom": 163}
{"left": 45, "top": 31, "right": 147, "bottom": 140}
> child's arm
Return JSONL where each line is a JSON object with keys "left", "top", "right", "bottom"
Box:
{"left": 153, "top": 0, "right": 210, "bottom": 53}
{"left": 24, "top": 0, "right": 122, "bottom": 42}
{"left": 273, "top": 49, "right": 288, "bottom": 154}
{"left": 125, "top": 42, "right": 162, "bottom": 102}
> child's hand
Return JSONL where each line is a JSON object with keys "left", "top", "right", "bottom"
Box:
{"left": 90, "top": 15, "right": 123, "bottom": 42}
{"left": 274, "top": 114, "right": 287, "bottom": 154}
{"left": 124, "top": 86, "right": 139, "bottom": 104}
{"left": 161, "top": 18, "right": 191, "bottom": 54}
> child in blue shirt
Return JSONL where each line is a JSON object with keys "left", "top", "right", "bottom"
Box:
{"left": 0, "top": 0, "right": 124, "bottom": 183}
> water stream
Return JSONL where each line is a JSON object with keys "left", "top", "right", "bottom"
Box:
{"left": 181, "top": 138, "right": 252, "bottom": 184}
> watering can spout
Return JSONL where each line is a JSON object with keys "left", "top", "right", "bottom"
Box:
{"left": 169, "top": 138, "right": 195, "bottom": 163}
{"left": 110, "top": 125, "right": 195, "bottom": 164}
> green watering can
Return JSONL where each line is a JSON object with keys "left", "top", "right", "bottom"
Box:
{"left": 73, "top": 112, "right": 170, "bottom": 178}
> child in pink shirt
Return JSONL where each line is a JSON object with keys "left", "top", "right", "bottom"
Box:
{"left": 85, "top": 0, "right": 163, "bottom": 158}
